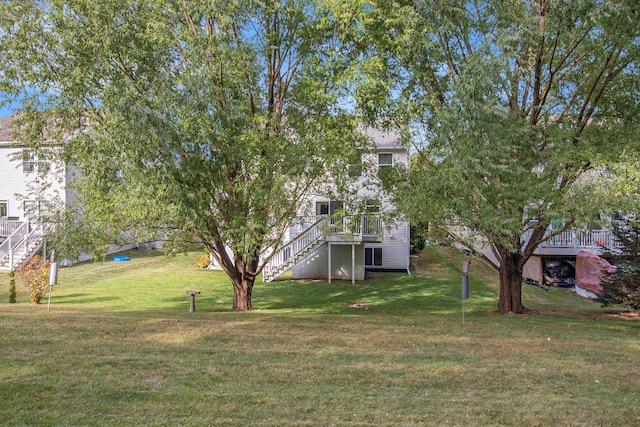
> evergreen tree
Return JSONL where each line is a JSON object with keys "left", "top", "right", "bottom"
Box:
{"left": 600, "top": 217, "right": 640, "bottom": 310}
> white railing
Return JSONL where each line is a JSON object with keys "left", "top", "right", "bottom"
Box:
{"left": 0, "top": 220, "right": 23, "bottom": 237}
{"left": 0, "top": 221, "right": 29, "bottom": 268}
{"left": 263, "top": 217, "right": 326, "bottom": 282}
{"left": 323, "top": 215, "right": 383, "bottom": 237}
{"left": 0, "top": 222, "right": 46, "bottom": 270}
{"left": 524, "top": 227, "right": 621, "bottom": 250}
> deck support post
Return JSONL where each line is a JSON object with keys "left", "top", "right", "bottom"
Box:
{"left": 352, "top": 244, "right": 355, "bottom": 284}
{"left": 328, "top": 242, "right": 332, "bottom": 283}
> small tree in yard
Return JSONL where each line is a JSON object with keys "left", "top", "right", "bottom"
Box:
{"left": 600, "top": 217, "right": 640, "bottom": 310}
{"left": 17, "top": 255, "right": 51, "bottom": 305}
{"left": 9, "top": 270, "right": 16, "bottom": 303}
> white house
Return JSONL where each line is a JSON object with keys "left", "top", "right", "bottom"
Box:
{"left": 0, "top": 115, "right": 76, "bottom": 270}
{"left": 262, "top": 127, "right": 411, "bottom": 283}
{"left": 2, "top": 114, "right": 411, "bottom": 278}
{"left": 0, "top": 116, "right": 74, "bottom": 221}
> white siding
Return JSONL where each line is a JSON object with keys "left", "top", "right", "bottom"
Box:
{"left": 290, "top": 128, "right": 411, "bottom": 278}
{"left": 0, "top": 142, "right": 71, "bottom": 221}
{"left": 365, "top": 220, "right": 410, "bottom": 270}
{"left": 0, "top": 145, "right": 31, "bottom": 219}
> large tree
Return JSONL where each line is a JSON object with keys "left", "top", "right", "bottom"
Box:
{"left": 348, "top": 0, "right": 640, "bottom": 313}
{"left": 0, "top": 0, "right": 363, "bottom": 310}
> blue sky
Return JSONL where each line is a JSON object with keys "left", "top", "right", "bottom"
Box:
{"left": 0, "top": 97, "right": 20, "bottom": 118}
{"left": 0, "top": 105, "right": 16, "bottom": 118}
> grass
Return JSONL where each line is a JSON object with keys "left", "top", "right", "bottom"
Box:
{"left": 1, "top": 246, "right": 639, "bottom": 426}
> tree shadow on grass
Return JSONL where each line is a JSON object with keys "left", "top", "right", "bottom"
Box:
{"left": 253, "top": 271, "right": 497, "bottom": 315}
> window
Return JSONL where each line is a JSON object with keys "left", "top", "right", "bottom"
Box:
{"left": 0, "top": 201, "right": 7, "bottom": 218}
{"left": 22, "top": 152, "right": 35, "bottom": 173}
{"left": 316, "top": 201, "right": 329, "bottom": 216}
{"left": 316, "top": 200, "right": 343, "bottom": 216}
{"left": 365, "top": 199, "right": 380, "bottom": 213}
{"left": 348, "top": 156, "right": 362, "bottom": 177}
{"left": 378, "top": 153, "right": 393, "bottom": 168}
{"left": 365, "top": 247, "right": 383, "bottom": 267}
{"left": 22, "top": 151, "right": 50, "bottom": 173}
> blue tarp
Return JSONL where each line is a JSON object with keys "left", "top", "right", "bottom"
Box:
{"left": 112, "top": 255, "right": 130, "bottom": 262}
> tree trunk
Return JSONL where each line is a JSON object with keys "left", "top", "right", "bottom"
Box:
{"left": 497, "top": 252, "right": 526, "bottom": 314}
{"left": 206, "top": 240, "right": 259, "bottom": 312}
{"left": 232, "top": 275, "right": 254, "bottom": 311}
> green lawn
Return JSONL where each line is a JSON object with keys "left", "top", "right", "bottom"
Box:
{"left": 1, "top": 247, "right": 639, "bottom": 426}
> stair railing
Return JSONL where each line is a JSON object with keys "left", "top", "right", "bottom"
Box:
{"left": 263, "top": 216, "right": 327, "bottom": 282}
{"left": 0, "top": 221, "right": 29, "bottom": 269}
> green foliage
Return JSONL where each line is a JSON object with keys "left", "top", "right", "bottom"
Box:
{"left": 600, "top": 217, "right": 640, "bottom": 310}
{"left": 348, "top": 0, "right": 640, "bottom": 312}
{"left": 17, "top": 255, "right": 51, "bottom": 304}
{"left": 0, "top": 0, "right": 363, "bottom": 310}
{"left": 8, "top": 270, "right": 16, "bottom": 303}
{"left": 410, "top": 221, "right": 429, "bottom": 252}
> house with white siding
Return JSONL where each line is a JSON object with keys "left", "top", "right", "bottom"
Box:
{"left": 262, "top": 127, "right": 411, "bottom": 283}
{"left": 0, "top": 115, "right": 76, "bottom": 270}
{"left": 2, "top": 114, "right": 411, "bottom": 278}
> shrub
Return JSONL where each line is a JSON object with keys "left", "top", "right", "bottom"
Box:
{"left": 18, "top": 255, "right": 51, "bottom": 304}
{"left": 410, "top": 221, "right": 429, "bottom": 253}
{"left": 9, "top": 270, "right": 16, "bottom": 303}
{"left": 600, "top": 217, "right": 640, "bottom": 310}
{"left": 195, "top": 254, "right": 211, "bottom": 269}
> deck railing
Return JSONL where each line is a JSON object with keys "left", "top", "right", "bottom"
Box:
{"left": 524, "top": 228, "right": 621, "bottom": 250}
{"left": 263, "top": 217, "right": 326, "bottom": 282}
{"left": 290, "top": 215, "right": 383, "bottom": 239}
{"left": 0, "top": 222, "right": 47, "bottom": 270}
{"left": 0, "top": 220, "right": 23, "bottom": 237}
{"left": 323, "top": 215, "right": 383, "bottom": 237}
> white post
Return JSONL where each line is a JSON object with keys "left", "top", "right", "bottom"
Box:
{"left": 328, "top": 243, "right": 332, "bottom": 284}
{"left": 351, "top": 244, "right": 355, "bottom": 284}
{"left": 8, "top": 234, "right": 13, "bottom": 271}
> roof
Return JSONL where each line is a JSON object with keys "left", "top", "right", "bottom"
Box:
{"left": 0, "top": 115, "right": 15, "bottom": 142}
{"left": 362, "top": 126, "right": 406, "bottom": 150}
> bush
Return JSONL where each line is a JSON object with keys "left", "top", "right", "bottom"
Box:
{"left": 9, "top": 270, "right": 16, "bottom": 303}
{"left": 600, "top": 217, "right": 640, "bottom": 310}
{"left": 600, "top": 262, "right": 640, "bottom": 310}
{"left": 195, "top": 254, "right": 211, "bottom": 269}
{"left": 410, "top": 221, "right": 429, "bottom": 253}
{"left": 18, "top": 255, "right": 51, "bottom": 304}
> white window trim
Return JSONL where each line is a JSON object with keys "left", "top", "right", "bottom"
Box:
{"left": 378, "top": 153, "right": 393, "bottom": 168}
{"left": 365, "top": 246, "right": 383, "bottom": 267}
